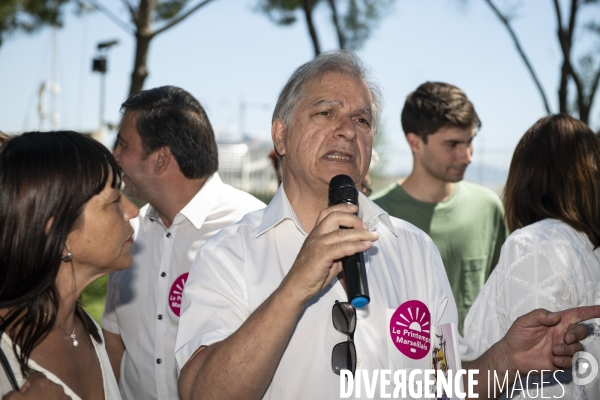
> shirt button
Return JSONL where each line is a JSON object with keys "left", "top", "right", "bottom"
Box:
{"left": 158, "top": 315, "right": 163, "bottom": 320}
{"left": 160, "top": 272, "right": 166, "bottom": 277}
{"left": 156, "top": 359, "right": 162, "bottom": 364}
{"left": 166, "top": 232, "right": 171, "bottom": 238}
{"left": 357, "top": 358, "right": 362, "bottom": 366}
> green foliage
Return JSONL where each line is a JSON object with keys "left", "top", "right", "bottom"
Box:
{"left": 256, "top": 0, "right": 392, "bottom": 50}
{"left": 258, "top": 0, "right": 314, "bottom": 25}
{"left": 342, "top": 0, "right": 391, "bottom": 50}
{"left": 155, "top": 0, "right": 190, "bottom": 21}
{"left": 0, "top": 0, "right": 71, "bottom": 46}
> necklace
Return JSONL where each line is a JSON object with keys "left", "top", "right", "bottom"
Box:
{"left": 54, "top": 318, "right": 78, "bottom": 347}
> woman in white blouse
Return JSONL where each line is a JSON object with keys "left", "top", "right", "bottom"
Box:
{"left": 464, "top": 114, "right": 600, "bottom": 399}
{"left": 0, "top": 131, "right": 138, "bottom": 399}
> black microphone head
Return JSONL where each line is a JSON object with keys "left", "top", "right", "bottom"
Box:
{"left": 329, "top": 174, "right": 358, "bottom": 206}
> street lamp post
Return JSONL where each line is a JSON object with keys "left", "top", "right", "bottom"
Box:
{"left": 92, "top": 39, "right": 119, "bottom": 143}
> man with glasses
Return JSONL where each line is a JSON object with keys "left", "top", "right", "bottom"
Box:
{"left": 175, "top": 51, "right": 598, "bottom": 399}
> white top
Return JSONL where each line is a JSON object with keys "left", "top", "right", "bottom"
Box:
{"left": 175, "top": 186, "right": 460, "bottom": 399}
{"left": 464, "top": 219, "right": 600, "bottom": 399}
{"left": 0, "top": 320, "right": 121, "bottom": 399}
{"left": 102, "top": 173, "right": 265, "bottom": 400}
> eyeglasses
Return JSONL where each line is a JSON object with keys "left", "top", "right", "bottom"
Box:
{"left": 331, "top": 300, "right": 357, "bottom": 376}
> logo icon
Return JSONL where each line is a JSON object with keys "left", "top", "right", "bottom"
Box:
{"left": 389, "top": 300, "right": 431, "bottom": 360}
{"left": 168, "top": 273, "right": 189, "bottom": 316}
{"left": 572, "top": 351, "right": 599, "bottom": 386}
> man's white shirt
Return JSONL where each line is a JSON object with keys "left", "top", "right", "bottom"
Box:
{"left": 175, "top": 186, "right": 459, "bottom": 399}
{"left": 102, "top": 173, "right": 265, "bottom": 400}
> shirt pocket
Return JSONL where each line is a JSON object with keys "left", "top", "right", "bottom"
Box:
{"left": 461, "top": 256, "right": 488, "bottom": 307}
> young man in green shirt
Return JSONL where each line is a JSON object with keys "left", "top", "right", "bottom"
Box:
{"left": 371, "top": 82, "right": 508, "bottom": 334}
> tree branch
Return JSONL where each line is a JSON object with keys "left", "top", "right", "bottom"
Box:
{"left": 482, "top": 0, "right": 552, "bottom": 114}
{"left": 553, "top": 0, "right": 586, "bottom": 115}
{"left": 588, "top": 65, "right": 600, "bottom": 107}
{"left": 121, "top": 0, "right": 138, "bottom": 26}
{"left": 553, "top": 0, "right": 568, "bottom": 53}
{"left": 301, "top": 0, "right": 321, "bottom": 56}
{"left": 570, "top": 64, "right": 586, "bottom": 106}
{"left": 552, "top": 0, "right": 563, "bottom": 30}
{"left": 85, "top": 0, "right": 133, "bottom": 34}
{"left": 553, "top": 0, "right": 570, "bottom": 112}
{"left": 151, "top": 0, "right": 217, "bottom": 38}
{"left": 567, "top": 0, "right": 578, "bottom": 41}
{"left": 327, "top": 0, "right": 345, "bottom": 49}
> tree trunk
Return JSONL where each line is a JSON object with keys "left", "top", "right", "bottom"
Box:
{"left": 579, "top": 103, "right": 590, "bottom": 124}
{"left": 583, "top": 69, "right": 600, "bottom": 125}
{"left": 129, "top": 33, "right": 152, "bottom": 96}
{"left": 128, "top": 0, "right": 154, "bottom": 96}
{"left": 557, "top": 35, "right": 569, "bottom": 114}
{"left": 554, "top": 0, "right": 577, "bottom": 115}
{"left": 327, "top": 0, "right": 345, "bottom": 49}
{"left": 301, "top": 0, "right": 321, "bottom": 57}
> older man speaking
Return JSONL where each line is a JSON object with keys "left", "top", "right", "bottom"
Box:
{"left": 175, "top": 51, "right": 597, "bottom": 400}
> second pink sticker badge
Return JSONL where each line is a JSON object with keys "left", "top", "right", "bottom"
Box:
{"left": 169, "top": 273, "right": 189, "bottom": 317}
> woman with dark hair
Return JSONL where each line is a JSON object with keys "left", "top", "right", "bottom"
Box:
{"left": 0, "top": 131, "right": 138, "bottom": 399}
{"left": 464, "top": 114, "right": 600, "bottom": 399}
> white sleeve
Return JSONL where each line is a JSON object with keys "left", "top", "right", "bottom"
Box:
{"left": 174, "top": 243, "right": 249, "bottom": 371}
{"left": 101, "top": 273, "right": 120, "bottom": 334}
{"left": 462, "top": 228, "right": 580, "bottom": 360}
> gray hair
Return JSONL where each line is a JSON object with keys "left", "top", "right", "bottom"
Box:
{"left": 272, "top": 50, "right": 383, "bottom": 134}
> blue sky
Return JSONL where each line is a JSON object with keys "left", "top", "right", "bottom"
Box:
{"left": 0, "top": 0, "right": 598, "bottom": 174}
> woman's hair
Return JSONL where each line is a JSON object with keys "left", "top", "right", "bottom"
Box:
{"left": 504, "top": 114, "right": 600, "bottom": 247}
{"left": 0, "top": 131, "right": 120, "bottom": 375}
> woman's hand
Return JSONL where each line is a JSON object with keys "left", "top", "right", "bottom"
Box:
{"left": 2, "top": 372, "right": 70, "bottom": 399}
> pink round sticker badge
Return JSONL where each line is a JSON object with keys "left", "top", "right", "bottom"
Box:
{"left": 389, "top": 300, "right": 431, "bottom": 360}
{"left": 169, "top": 273, "right": 189, "bottom": 317}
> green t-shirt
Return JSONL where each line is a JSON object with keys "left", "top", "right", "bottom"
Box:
{"left": 371, "top": 181, "right": 508, "bottom": 334}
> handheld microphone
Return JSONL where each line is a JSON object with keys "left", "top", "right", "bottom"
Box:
{"left": 328, "top": 174, "right": 370, "bottom": 308}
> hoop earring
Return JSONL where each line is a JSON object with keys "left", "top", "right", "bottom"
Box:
{"left": 61, "top": 252, "right": 73, "bottom": 262}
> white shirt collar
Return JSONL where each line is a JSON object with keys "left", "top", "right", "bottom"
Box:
{"left": 256, "top": 184, "right": 397, "bottom": 238}
{"left": 256, "top": 185, "right": 305, "bottom": 237}
{"left": 143, "top": 173, "right": 225, "bottom": 231}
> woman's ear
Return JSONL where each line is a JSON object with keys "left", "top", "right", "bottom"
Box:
{"left": 61, "top": 247, "right": 73, "bottom": 262}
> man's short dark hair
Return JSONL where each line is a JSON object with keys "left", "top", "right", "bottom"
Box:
{"left": 121, "top": 86, "right": 218, "bottom": 179}
{"left": 401, "top": 82, "right": 481, "bottom": 143}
